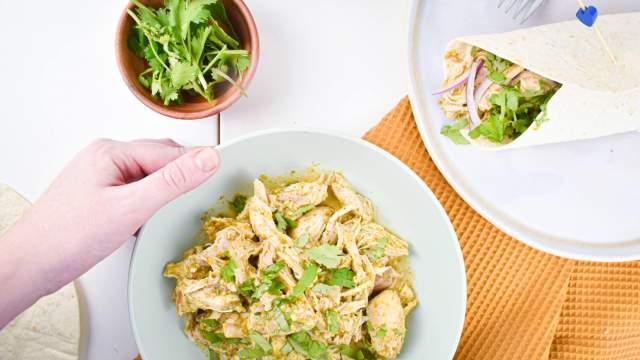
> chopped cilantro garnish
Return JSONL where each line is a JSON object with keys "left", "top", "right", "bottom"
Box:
{"left": 285, "top": 216, "right": 298, "bottom": 229}
{"left": 263, "top": 262, "right": 285, "bottom": 277}
{"left": 273, "top": 306, "right": 290, "bottom": 332}
{"left": 294, "top": 233, "right": 310, "bottom": 248}
{"left": 237, "top": 346, "right": 266, "bottom": 358}
{"left": 249, "top": 331, "right": 272, "bottom": 353}
{"left": 366, "top": 322, "right": 374, "bottom": 333}
{"left": 290, "top": 204, "right": 316, "bottom": 219}
{"left": 440, "top": 118, "right": 470, "bottom": 145}
{"left": 304, "top": 244, "right": 343, "bottom": 269}
{"left": 230, "top": 195, "right": 247, "bottom": 213}
{"left": 208, "top": 349, "right": 220, "bottom": 360}
{"left": 253, "top": 262, "right": 285, "bottom": 299}
{"left": 220, "top": 258, "right": 236, "bottom": 283}
{"left": 365, "top": 237, "right": 388, "bottom": 260}
{"left": 200, "top": 330, "right": 225, "bottom": 347}
{"left": 488, "top": 71, "right": 506, "bottom": 84}
{"left": 287, "top": 331, "right": 329, "bottom": 360}
{"left": 198, "top": 318, "right": 220, "bottom": 328}
{"left": 337, "top": 343, "right": 377, "bottom": 360}
{"left": 239, "top": 280, "right": 255, "bottom": 298}
{"left": 326, "top": 310, "right": 340, "bottom": 335}
{"left": 267, "top": 280, "right": 285, "bottom": 295}
{"left": 327, "top": 268, "right": 355, "bottom": 288}
{"left": 311, "top": 283, "right": 335, "bottom": 294}
{"left": 275, "top": 212, "right": 288, "bottom": 232}
{"left": 292, "top": 264, "right": 319, "bottom": 296}
{"left": 375, "top": 325, "right": 387, "bottom": 339}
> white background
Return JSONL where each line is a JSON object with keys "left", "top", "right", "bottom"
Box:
{"left": 0, "top": 0, "right": 409, "bottom": 358}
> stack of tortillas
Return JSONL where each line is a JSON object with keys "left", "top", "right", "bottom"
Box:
{"left": 0, "top": 184, "right": 81, "bottom": 359}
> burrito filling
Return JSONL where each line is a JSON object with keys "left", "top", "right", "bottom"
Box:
{"left": 436, "top": 45, "right": 560, "bottom": 145}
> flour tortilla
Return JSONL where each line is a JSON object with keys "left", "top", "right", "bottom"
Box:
{"left": 0, "top": 184, "right": 81, "bottom": 360}
{"left": 443, "top": 12, "right": 640, "bottom": 149}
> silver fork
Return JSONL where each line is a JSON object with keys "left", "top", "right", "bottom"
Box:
{"left": 498, "top": 0, "right": 548, "bottom": 24}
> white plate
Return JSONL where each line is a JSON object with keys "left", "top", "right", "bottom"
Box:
{"left": 129, "top": 130, "right": 466, "bottom": 359}
{"left": 407, "top": 0, "right": 640, "bottom": 261}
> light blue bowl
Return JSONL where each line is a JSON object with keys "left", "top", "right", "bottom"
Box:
{"left": 129, "top": 129, "right": 466, "bottom": 359}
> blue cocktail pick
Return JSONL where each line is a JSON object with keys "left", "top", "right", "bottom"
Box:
{"left": 576, "top": 5, "right": 598, "bottom": 27}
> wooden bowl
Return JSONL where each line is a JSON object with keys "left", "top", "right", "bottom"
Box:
{"left": 115, "top": 0, "right": 259, "bottom": 120}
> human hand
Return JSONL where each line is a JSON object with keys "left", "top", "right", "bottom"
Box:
{"left": 0, "top": 138, "right": 219, "bottom": 327}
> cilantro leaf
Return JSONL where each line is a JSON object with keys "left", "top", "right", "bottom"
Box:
{"left": 238, "top": 279, "right": 255, "bottom": 298}
{"left": 170, "top": 61, "right": 197, "bottom": 88}
{"left": 267, "top": 280, "right": 285, "bottom": 295}
{"left": 253, "top": 262, "right": 285, "bottom": 299}
{"left": 208, "top": 349, "right": 220, "bottom": 360}
{"left": 292, "top": 264, "right": 318, "bottom": 297}
{"left": 327, "top": 268, "right": 355, "bottom": 288}
{"left": 249, "top": 331, "right": 272, "bottom": 353}
{"left": 198, "top": 318, "right": 220, "bottom": 328}
{"left": 200, "top": 330, "right": 225, "bottom": 347}
{"left": 325, "top": 310, "right": 339, "bottom": 335}
{"left": 273, "top": 305, "right": 290, "bottom": 332}
{"left": 488, "top": 71, "right": 505, "bottom": 84}
{"left": 294, "top": 233, "right": 310, "bottom": 248}
{"left": 237, "top": 346, "right": 266, "bottom": 358}
{"left": 304, "top": 245, "right": 343, "bottom": 269}
{"left": 290, "top": 204, "right": 316, "bottom": 219}
{"left": 275, "top": 212, "right": 288, "bottom": 232}
{"left": 469, "top": 113, "right": 504, "bottom": 143}
{"left": 440, "top": 118, "right": 470, "bottom": 145}
{"left": 287, "top": 331, "right": 329, "bottom": 360}
{"left": 220, "top": 258, "right": 236, "bottom": 283}
{"left": 285, "top": 216, "right": 298, "bottom": 229}
{"left": 311, "top": 283, "right": 335, "bottom": 294}
{"left": 230, "top": 195, "right": 247, "bottom": 213}
{"left": 365, "top": 237, "right": 388, "bottom": 260}
{"left": 208, "top": 0, "right": 234, "bottom": 35}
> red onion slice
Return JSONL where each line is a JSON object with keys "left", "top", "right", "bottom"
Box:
{"left": 432, "top": 70, "right": 470, "bottom": 95}
{"left": 474, "top": 77, "right": 493, "bottom": 105}
{"left": 466, "top": 59, "right": 484, "bottom": 126}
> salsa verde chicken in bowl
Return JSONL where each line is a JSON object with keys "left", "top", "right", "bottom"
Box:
{"left": 164, "top": 171, "right": 417, "bottom": 359}
{"left": 128, "top": 130, "right": 466, "bottom": 360}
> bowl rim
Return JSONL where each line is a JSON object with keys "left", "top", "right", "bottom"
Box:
{"left": 115, "top": 0, "right": 260, "bottom": 120}
{"left": 128, "top": 128, "right": 467, "bottom": 358}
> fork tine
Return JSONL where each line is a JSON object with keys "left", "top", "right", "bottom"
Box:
{"left": 497, "top": 0, "right": 508, "bottom": 8}
{"left": 513, "top": 0, "right": 535, "bottom": 20}
{"left": 505, "top": 0, "right": 523, "bottom": 14}
{"left": 520, "top": 0, "right": 547, "bottom": 24}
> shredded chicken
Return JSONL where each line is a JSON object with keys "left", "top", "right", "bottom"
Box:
{"left": 164, "top": 170, "right": 417, "bottom": 359}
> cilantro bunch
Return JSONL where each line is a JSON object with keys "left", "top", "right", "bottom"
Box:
{"left": 127, "top": 0, "right": 250, "bottom": 105}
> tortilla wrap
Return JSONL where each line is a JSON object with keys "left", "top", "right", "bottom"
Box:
{"left": 442, "top": 12, "right": 640, "bottom": 149}
{"left": 0, "top": 184, "right": 81, "bottom": 360}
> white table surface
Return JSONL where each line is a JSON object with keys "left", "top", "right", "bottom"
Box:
{"left": 0, "top": 0, "right": 409, "bottom": 359}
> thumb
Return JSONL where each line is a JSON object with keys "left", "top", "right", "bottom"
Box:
{"left": 123, "top": 147, "right": 220, "bottom": 216}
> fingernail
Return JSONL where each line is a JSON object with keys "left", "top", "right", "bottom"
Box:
{"left": 194, "top": 147, "right": 219, "bottom": 172}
